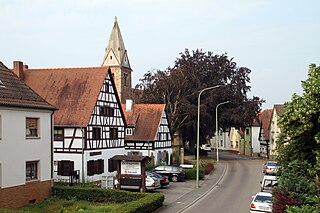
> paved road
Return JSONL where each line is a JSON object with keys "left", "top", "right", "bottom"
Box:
{"left": 156, "top": 151, "right": 265, "bottom": 213}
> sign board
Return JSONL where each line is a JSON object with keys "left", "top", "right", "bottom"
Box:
{"left": 121, "top": 161, "right": 141, "bottom": 175}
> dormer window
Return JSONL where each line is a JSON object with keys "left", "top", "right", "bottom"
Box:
{"left": 0, "top": 80, "right": 5, "bottom": 88}
{"left": 126, "top": 127, "right": 134, "bottom": 136}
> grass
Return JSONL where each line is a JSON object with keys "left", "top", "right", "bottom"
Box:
{"left": 18, "top": 197, "right": 122, "bottom": 213}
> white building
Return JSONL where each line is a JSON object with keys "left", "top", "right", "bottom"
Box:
{"left": 0, "top": 61, "right": 55, "bottom": 208}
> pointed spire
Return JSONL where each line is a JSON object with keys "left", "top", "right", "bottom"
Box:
{"left": 102, "top": 17, "right": 131, "bottom": 69}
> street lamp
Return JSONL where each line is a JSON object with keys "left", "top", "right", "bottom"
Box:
{"left": 216, "top": 101, "right": 230, "bottom": 162}
{"left": 196, "top": 85, "right": 222, "bottom": 188}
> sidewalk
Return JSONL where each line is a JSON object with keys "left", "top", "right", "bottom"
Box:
{"left": 155, "top": 162, "right": 227, "bottom": 213}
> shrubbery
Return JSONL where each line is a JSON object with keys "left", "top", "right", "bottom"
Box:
{"left": 52, "top": 185, "right": 164, "bottom": 212}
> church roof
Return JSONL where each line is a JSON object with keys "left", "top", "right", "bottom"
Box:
{"left": 0, "top": 61, "right": 55, "bottom": 111}
{"left": 23, "top": 66, "right": 113, "bottom": 127}
{"left": 102, "top": 17, "right": 131, "bottom": 69}
{"left": 122, "top": 104, "right": 166, "bottom": 141}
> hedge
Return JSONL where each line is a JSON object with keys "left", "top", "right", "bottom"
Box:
{"left": 52, "top": 185, "right": 164, "bottom": 213}
{"left": 184, "top": 167, "right": 205, "bottom": 180}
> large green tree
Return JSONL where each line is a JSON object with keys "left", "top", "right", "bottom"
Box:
{"left": 277, "top": 64, "right": 320, "bottom": 166}
{"left": 135, "top": 49, "right": 263, "bottom": 152}
{"left": 274, "top": 64, "right": 320, "bottom": 211}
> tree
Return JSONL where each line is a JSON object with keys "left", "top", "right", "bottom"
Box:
{"left": 135, "top": 49, "right": 264, "bottom": 153}
{"left": 275, "top": 64, "right": 320, "bottom": 211}
{"left": 277, "top": 64, "right": 320, "bottom": 167}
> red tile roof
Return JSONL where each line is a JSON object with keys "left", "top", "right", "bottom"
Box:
{"left": 259, "top": 109, "right": 273, "bottom": 141}
{"left": 0, "top": 62, "right": 55, "bottom": 110}
{"left": 122, "top": 104, "right": 166, "bottom": 141}
{"left": 23, "top": 66, "right": 113, "bottom": 126}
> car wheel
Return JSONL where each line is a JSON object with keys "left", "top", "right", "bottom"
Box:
{"left": 172, "top": 175, "right": 178, "bottom": 182}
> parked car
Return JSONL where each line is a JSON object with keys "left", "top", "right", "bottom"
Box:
{"left": 153, "top": 165, "right": 185, "bottom": 182}
{"left": 201, "top": 144, "right": 212, "bottom": 151}
{"left": 250, "top": 192, "right": 273, "bottom": 213}
{"left": 263, "top": 161, "right": 279, "bottom": 175}
{"left": 115, "top": 174, "right": 161, "bottom": 192}
{"left": 260, "top": 175, "right": 277, "bottom": 193}
{"left": 147, "top": 171, "right": 169, "bottom": 188}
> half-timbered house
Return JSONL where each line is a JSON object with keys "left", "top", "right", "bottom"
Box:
{"left": 122, "top": 100, "right": 172, "bottom": 164}
{"left": 0, "top": 61, "right": 55, "bottom": 208}
{"left": 13, "top": 62, "right": 126, "bottom": 182}
{"left": 258, "top": 109, "right": 273, "bottom": 159}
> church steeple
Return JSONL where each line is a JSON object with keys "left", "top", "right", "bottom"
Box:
{"left": 102, "top": 17, "right": 131, "bottom": 69}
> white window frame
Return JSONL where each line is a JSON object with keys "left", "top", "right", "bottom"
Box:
{"left": 126, "top": 128, "right": 133, "bottom": 136}
{"left": 26, "top": 161, "right": 39, "bottom": 181}
{"left": 26, "top": 117, "right": 40, "bottom": 139}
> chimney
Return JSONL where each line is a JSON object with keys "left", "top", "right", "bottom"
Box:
{"left": 126, "top": 99, "right": 133, "bottom": 112}
{"left": 13, "top": 61, "right": 24, "bottom": 79}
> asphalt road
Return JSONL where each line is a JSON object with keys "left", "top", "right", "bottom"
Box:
{"left": 182, "top": 152, "right": 265, "bottom": 213}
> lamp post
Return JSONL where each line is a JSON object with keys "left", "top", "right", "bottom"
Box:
{"left": 196, "top": 85, "right": 221, "bottom": 188}
{"left": 215, "top": 101, "right": 230, "bottom": 162}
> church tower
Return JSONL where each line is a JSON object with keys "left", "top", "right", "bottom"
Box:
{"left": 102, "top": 17, "right": 132, "bottom": 103}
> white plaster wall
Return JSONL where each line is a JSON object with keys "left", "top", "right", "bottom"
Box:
{"left": 251, "top": 126, "right": 260, "bottom": 154}
{"left": 0, "top": 107, "right": 52, "bottom": 188}
{"left": 54, "top": 146, "right": 126, "bottom": 182}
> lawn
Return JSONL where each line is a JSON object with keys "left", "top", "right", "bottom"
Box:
{"left": 19, "top": 197, "right": 122, "bottom": 213}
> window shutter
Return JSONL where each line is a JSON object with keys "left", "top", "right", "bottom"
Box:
{"left": 87, "top": 160, "right": 94, "bottom": 176}
{"left": 108, "top": 159, "right": 115, "bottom": 172}
{"left": 57, "top": 161, "right": 63, "bottom": 175}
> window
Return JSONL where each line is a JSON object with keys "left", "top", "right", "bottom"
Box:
{"left": 54, "top": 128, "right": 64, "bottom": 141}
{"left": 110, "top": 128, "right": 118, "bottom": 140}
{"left": 87, "top": 159, "right": 104, "bottom": 176}
{"left": 245, "top": 129, "right": 249, "bottom": 135}
{"left": 0, "top": 80, "right": 5, "bottom": 88}
{"left": 100, "top": 106, "right": 114, "bottom": 117}
{"left": 26, "top": 118, "right": 39, "bottom": 138}
{"left": 92, "top": 127, "right": 101, "bottom": 140}
{"left": 126, "top": 128, "right": 133, "bottom": 136}
{"left": 26, "top": 161, "right": 38, "bottom": 181}
{"left": 124, "top": 73, "right": 128, "bottom": 86}
{"left": 57, "top": 160, "right": 74, "bottom": 176}
{"left": 110, "top": 55, "right": 112, "bottom": 60}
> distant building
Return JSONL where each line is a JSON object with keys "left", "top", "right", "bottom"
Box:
{"left": 0, "top": 61, "right": 55, "bottom": 208}
{"left": 269, "top": 104, "right": 284, "bottom": 159}
{"left": 258, "top": 109, "right": 273, "bottom": 158}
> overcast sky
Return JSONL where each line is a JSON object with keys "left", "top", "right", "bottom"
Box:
{"left": 1, "top": 0, "right": 319, "bottom": 109}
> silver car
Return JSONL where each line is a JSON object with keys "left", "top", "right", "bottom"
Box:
{"left": 263, "top": 161, "right": 279, "bottom": 175}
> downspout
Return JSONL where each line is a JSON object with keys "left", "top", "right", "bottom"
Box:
{"left": 50, "top": 111, "right": 54, "bottom": 179}
{"left": 81, "top": 127, "right": 85, "bottom": 183}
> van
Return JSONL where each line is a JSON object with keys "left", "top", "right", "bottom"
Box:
{"left": 260, "top": 175, "right": 277, "bottom": 192}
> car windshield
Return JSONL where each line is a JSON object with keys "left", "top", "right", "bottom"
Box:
{"left": 254, "top": 195, "right": 272, "bottom": 203}
{"left": 267, "top": 162, "right": 277, "bottom": 166}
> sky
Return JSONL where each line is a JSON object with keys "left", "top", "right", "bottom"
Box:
{"left": 1, "top": 0, "right": 319, "bottom": 109}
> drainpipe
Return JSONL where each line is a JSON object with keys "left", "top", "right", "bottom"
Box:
{"left": 50, "top": 111, "right": 54, "bottom": 179}
{"left": 81, "top": 127, "right": 85, "bottom": 183}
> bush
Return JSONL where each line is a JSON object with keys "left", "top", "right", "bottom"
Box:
{"left": 52, "top": 185, "right": 144, "bottom": 203}
{"left": 184, "top": 167, "right": 205, "bottom": 180}
{"left": 52, "top": 185, "right": 164, "bottom": 213}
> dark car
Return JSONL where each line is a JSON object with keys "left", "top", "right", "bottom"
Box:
{"left": 147, "top": 171, "right": 169, "bottom": 188}
{"left": 153, "top": 165, "right": 185, "bottom": 182}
